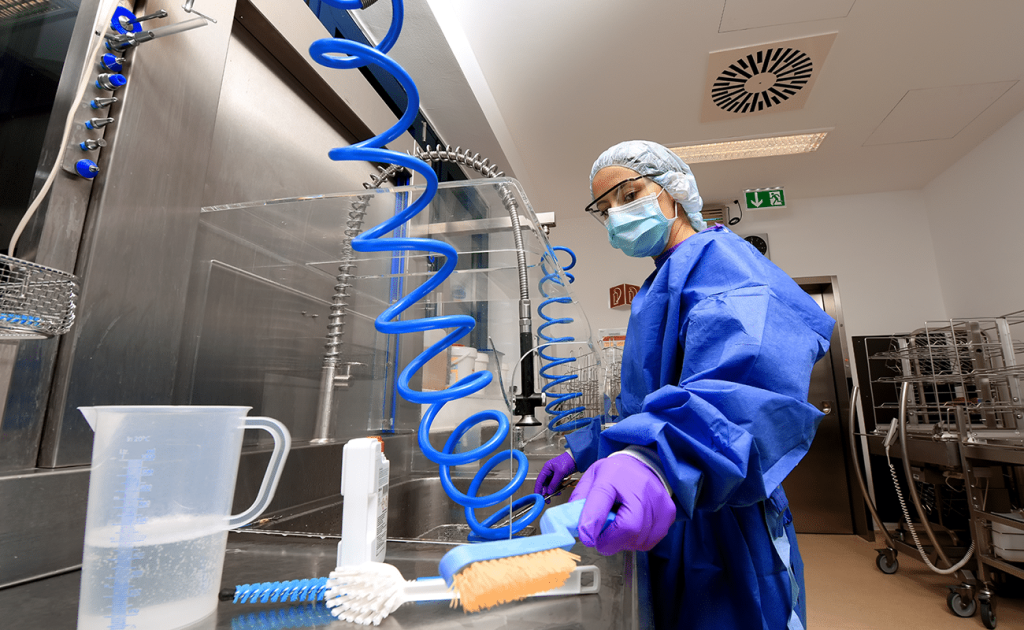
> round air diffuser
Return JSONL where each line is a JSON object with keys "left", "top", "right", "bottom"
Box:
{"left": 712, "top": 48, "right": 813, "bottom": 114}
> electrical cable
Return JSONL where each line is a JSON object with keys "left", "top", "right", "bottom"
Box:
{"left": 728, "top": 199, "right": 742, "bottom": 226}
{"left": 885, "top": 448, "right": 974, "bottom": 575}
{"left": 885, "top": 389, "right": 974, "bottom": 576}
{"left": 312, "top": 0, "right": 541, "bottom": 540}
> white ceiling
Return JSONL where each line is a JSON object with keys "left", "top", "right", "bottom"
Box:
{"left": 358, "top": 0, "right": 1024, "bottom": 219}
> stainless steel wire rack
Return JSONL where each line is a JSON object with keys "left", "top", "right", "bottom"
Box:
{"left": 548, "top": 344, "right": 623, "bottom": 426}
{"left": 0, "top": 254, "right": 78, "bottom": 340}
{"left": 603, "top": 344, "right": 622, "bottom": 417}
{"left": 559, "top": 350, "right": 602, "bottom": 422}
{"left": 867, "top": 313, "right": 1024, "bottom": 436}
{"left": 857, "top": 311, "right": 1024, "bottom": 628}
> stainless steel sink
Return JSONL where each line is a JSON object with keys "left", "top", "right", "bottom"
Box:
{"left": 238, "top": 473, "right": 573, "bottom": 542}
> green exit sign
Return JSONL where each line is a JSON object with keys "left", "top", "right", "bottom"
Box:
{"left": 744, "top": 188, "right": 786, "bottom": 210}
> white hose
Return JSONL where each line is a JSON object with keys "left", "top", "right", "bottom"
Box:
{"left": 8, "top": 0, "right": 120, "bottom": 256}
{"left": 885, "top": 448, "right": 974, "bottom": 574}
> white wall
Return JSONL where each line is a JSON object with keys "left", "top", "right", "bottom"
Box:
{"left": 923, "top": 108, "right": 1024, "bottom": 318}
{"left": 550, "top": 189, "right": 949, "bottom": 357}
{"left": 736, "top": 190, "right": 948, "bottom": 338}
{"left": 551, "top": 108, "right": 1024, "bottom": 376}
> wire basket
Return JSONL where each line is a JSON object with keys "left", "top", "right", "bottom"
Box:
{"left": 0, "top": 254, "right": 78, "bottom": 339}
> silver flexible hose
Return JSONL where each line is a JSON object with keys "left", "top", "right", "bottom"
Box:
{"left": 412, "top": 145, "right": 530, "bottom": 303}
{"left": 314, "top": 165, "right": 404, "bottom": 442}
{"left": 890, "top": 381, "right": 974, "bottom": 574}
{"left": 846, "top": 386, "right": 898, "bottom": 550}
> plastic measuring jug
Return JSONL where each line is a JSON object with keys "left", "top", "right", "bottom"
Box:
{"left": 76, "top": 406, "right": 291, "bottom": 630}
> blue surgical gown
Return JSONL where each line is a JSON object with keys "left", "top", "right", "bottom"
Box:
{"left": 567, "top": 225, "right": 835, "bottom": 629}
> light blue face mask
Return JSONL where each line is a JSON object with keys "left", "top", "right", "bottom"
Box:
{"left": 605, "top": 190, "right": 674, "bottom": 258}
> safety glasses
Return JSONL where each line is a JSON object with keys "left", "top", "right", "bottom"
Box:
{"left": 585, "top": 174, "right": 661, "bottom": 224}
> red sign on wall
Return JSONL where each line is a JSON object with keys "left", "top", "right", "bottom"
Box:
{"left": 609, "top": 284, "right": 639, "bottom": 309}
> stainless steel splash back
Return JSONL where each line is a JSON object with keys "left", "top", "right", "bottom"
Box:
{"left": 0, "top": 0, "right": 103, "bottom": 472}
{"left": 0, "top": 0, "right": 419, "bottom": 587}
{"left": 198, "top": 23, "right": 388, "bottom": 208}
{"left": 38, "top": 5, "right": 410, "bottom": 466}
{"left": 0, "top": 466, "right": 90, "bottom": 588}
{"left": 176, "top": 23, "right": 419, "bottom": 443}
{"left": 37, "top": 2, "right": 237, "bottom": 467}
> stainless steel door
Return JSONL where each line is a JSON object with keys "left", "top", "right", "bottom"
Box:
{"left": 784, "top": 288, "right": 856, "bottom": 534}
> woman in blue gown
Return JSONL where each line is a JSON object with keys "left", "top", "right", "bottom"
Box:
{"left": 535, "top": 140, "right": 836, "bottom": 629}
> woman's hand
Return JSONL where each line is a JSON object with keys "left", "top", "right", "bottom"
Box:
{"left": 570, "top": 454, "right": 676, "bottom": 555}
{"left": 533, "top": 451, "right": 576, "bottom": 497}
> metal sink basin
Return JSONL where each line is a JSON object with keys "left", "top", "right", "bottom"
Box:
{"left": 238, "top": 473, "right": 573, "bottom": 543}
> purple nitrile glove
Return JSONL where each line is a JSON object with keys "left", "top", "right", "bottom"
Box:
{"left": 570, "top": 454, "right": 676, "bottom": 555}
{"left": 534, "top": 452, "right": 576, "bottom": 497}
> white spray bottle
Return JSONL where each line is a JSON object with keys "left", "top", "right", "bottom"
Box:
{"left": 338, "top": 437, "right": 390, "bottom": 567}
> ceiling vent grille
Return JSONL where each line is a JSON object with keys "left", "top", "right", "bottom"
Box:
{"left": 712, "top": 48, "right": 813, "bottom": 114}
{"left": 701, "top": 33, "right": 836, "bottom": 122}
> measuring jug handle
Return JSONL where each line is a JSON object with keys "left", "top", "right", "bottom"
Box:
{"left": 228, "top": 416, "right": 292, "bottom": 529}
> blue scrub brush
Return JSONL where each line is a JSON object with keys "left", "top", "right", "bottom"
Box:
{"left": 438, "top": 499, "right": 612, "bottom": 613}
{"left": 226, "top": 578, "right": 329, "bottom": 604}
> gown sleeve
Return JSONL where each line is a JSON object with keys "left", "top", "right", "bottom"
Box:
{"left": 598, "top": 285, "right": 833, "bottom": 518}
{"left": 565, "top": 415, "right": 602, "bottom": 471}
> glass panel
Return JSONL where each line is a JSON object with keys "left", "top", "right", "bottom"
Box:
{"left": 189, "top": 178, "right": 602, "bottom": 446}
{"left": 190, "top": 177, "right": 609, "bottom": 541}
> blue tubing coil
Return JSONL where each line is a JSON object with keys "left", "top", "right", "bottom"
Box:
{"left": 537, "top": 247, "right": 590, "bottom": 432}
{"left": 312, "top": 0, "right": 541, "bottom": 540}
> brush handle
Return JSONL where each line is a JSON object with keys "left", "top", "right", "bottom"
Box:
{"left": 540, "top": 499, "right": 615, "bottom": 538}
{"left": 543, "top": 564, "right": 601, "bottom": 596}
{"left": 402, "top": 576, "right": 455, "bottom": 602}
{"left": 439, "top": 501, "right": 615, "bottom": 584}
{"left": 404, "top": 566, "right": 600, "bottom": 604}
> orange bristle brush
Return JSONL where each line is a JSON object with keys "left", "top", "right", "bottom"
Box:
{"left": 439, "top": 499, "right": 613, "bottom": 612}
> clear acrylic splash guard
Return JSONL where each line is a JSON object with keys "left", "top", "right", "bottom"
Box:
{"left": 186, "top": 178, "right": 601, "bottom": 446}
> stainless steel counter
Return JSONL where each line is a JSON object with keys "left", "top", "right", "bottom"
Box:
{"left": 0, "top": 534, "right": 642, "bottom": 629}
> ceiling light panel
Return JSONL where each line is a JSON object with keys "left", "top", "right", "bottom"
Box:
{"left": 671, "top": 132, "right": 828, "bottom": 164}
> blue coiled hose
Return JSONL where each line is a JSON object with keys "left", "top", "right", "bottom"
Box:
{"left": 311, "top": 0, "right": 542, "bottom": 541}
{"left": 537, "top": 247, "right": 590, "bottom": 432}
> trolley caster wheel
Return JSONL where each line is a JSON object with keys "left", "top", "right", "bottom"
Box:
{"left": 979, "top": 600, "right": 996, "bottom": 629}
{"left": 946, "top": 592, "right": 976, "bottom": 618}
{"left": 875, "top": 553, "right": 899, "bottom": 574}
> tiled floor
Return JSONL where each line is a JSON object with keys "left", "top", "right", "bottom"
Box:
{"left": 799, "top": 534, "right": 1024, "bottom": 629}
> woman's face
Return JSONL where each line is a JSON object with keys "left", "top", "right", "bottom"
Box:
{"left": 590, "top": 166, "right": 677, "bottom": 222}
{"left": 591, "top": 166, "right": 696, "bottom": 253}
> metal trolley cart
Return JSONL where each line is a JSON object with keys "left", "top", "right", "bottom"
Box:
{"left": 850, "top": 312, "right": 1024, "bottom": 628}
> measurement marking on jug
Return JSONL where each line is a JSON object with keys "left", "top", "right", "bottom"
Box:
{"left": 106, "top": 448, "right": 154, "bottom": 629}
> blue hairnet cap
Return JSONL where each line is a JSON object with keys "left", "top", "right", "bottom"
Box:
{"left": 590, "top": 140, "right": 707, "bottom": 232}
